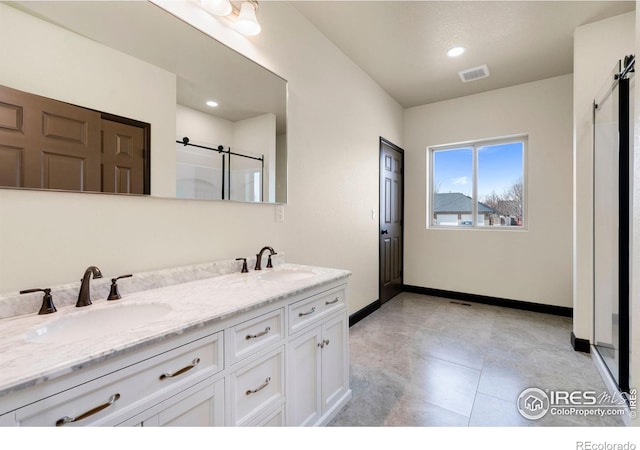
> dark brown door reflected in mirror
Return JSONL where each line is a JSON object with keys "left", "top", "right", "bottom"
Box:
{"left": 0, "top": 84, "right": 149, "bottom": 194}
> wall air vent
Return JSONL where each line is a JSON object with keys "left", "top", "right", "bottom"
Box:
{"left": 458, "top": 64, "right": 490, "bottom": 82}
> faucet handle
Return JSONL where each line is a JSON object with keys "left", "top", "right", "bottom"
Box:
{"left": 20, "top": 288, "right": 57, "bottom": 315}
{"left": 266, "top": 253, "right": 277, "bottom": 268}
{"left": 235, "top": 258, "right": 249, "bottom": 273}
{"left": 107, "top": 274, "right": 133, "bottom": 301}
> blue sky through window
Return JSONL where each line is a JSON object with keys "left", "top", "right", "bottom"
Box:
{"left": 433, "top": 142, "right": 523, "bottom": 200}
{"left": 478, "top": 142, "right": 523, "bottom": 199}
{"left": 433, "top": 147, "right": 473, "bottom": 196}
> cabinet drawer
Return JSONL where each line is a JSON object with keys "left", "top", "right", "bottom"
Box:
{"left": 15, "top": 331, "right": 223, "bottom": 426}
{"left": 227, "top": 308, "right": 284, "bottom": 364}
{"left": 248, "top": 403, "right": 285, "bottom": 427}
{"left": 230, "top": 347, "right": 284, "bottom": 426}
{"left": 289, "top": 287, "right": 345, "bottom": 334}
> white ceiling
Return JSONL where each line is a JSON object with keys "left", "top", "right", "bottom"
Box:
{"left": 8, "top": 1, "right": 287, "bottom": 130}
{"left": 292, "top": 1, "right": 636, "bottom": 107}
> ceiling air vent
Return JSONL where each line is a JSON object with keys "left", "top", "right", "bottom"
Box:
{"left": 458, "top": 64, "right": 490, "bottom": 83}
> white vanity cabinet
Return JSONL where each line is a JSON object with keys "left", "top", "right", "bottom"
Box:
{"left": 287, "top": 286, "right": 350, "bottom": 426}
{"left": 127, "top": 377, "right": 225, "bottom": 427}
{"left": 3, "top": 327, "right": 224, "bottom": 427}
{"left": 0, "top": 275, "right": 351, "bottom": 427}
{"left": 229, "top": 346, "right": 285, "bottom": 426}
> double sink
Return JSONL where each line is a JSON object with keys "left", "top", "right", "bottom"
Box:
{"left": 23, "top": 266, "right": 319, "bottom": 345}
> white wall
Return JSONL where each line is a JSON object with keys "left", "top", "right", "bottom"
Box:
{"left": 573, "top": 11, "right": 635, "bottom": 341}
{"left": 0, "top": 2, "right": 403, "bottom": 316}
{"left": 276, "top": 132, "right": 288, "bottom": 203}
{"left": 233, "top": 113, "right": 276, "bottom": 202}
{"left": 176, "top": 103, "right": 234, "bottom": 149}
{"left": 404, "top": 74, "right": 573, "bottom": 307}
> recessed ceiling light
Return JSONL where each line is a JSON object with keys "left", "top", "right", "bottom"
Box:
{"left": 447, "top": 46, "right": 466, "bottom": 58}
{"left": 206, "top": 100, "right": 219, "bottom": 107}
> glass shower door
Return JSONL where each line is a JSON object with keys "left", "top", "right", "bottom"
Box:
{"left": 229, "top": 149, "right": 264, "bottom": 203}
{"left": 176, "top": 140, "right": 224, "bottom": 200}
{"left": 593, "top": 58, "right": 632, "bottom": 392}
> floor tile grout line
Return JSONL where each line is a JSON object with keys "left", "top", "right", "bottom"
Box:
{"left": 331, "top": 292, "right": 624, "bottom": 426}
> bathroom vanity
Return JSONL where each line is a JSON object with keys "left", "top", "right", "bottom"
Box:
{"left": 0, "top": 263, "right": 351, "bottom": 427}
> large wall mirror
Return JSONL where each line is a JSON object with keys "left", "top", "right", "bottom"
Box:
{"left": 0, "top": 1, "right": 287, "bottom": 203}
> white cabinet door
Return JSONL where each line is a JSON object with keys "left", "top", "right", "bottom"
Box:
{"left": 287, "top": 327, "right": 322, "bottom": 426}
{"left": 287, "top": 311, "right": 349, "bottom": 426}
{"left": 139, "top": 377, "right": 225, "bottom": 427}
{"left": 320, "top": 313, "right": 349, "bottom": 414}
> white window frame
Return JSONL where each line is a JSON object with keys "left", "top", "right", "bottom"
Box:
{"left": 427, "top": 134, "right": 528, "bottom": 230}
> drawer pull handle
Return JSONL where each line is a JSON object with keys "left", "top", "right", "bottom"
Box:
{"left": 159, "top": 358, "right": 200, "bottom": 380}
{"left": 246, "top": 326, "right": 271, "bottom": 340}
{"left": 318, "top": 339, "right": 330, "bottom": 349}
{"left": 298, "top": 307, "right": 316, "bottom": 317}
{"left": 325, "top": 297, "right": 340, "bottom": 305}
{"left": 56, "top": 393, "right": 121, "bottom": 426}
{"left": 246, "top": 377, "right": 271, "bottom": 396}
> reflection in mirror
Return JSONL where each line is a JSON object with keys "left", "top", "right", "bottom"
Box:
{"left": 0, "top": 84, "right": 151, "bottom": 195}
{"left": 176, "top": 137, "right": 266, "bottom": 202}
{"left": 0, "top": 0, "right": 287, "bottom": 203}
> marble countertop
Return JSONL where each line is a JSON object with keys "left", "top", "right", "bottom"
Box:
{"left": 0, "top": 263, "right": 350, "bottom": 399}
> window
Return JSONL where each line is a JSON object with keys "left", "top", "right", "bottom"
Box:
{"left": 429, "top": 136, "right": 526, "bottom": 229}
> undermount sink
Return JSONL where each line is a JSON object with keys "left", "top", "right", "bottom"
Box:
{"left": 25, "top": 303, "right": 172, "bottom": 344}
{"left": 257, "top": 268, "right": 318, "bottom": 282}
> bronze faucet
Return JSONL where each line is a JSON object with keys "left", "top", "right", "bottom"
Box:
{"left": 77, "top": 266, "right": 103, "bottom": 307}
{"left": 254, "top": 246, "right": 277, "bottom": 270}
{"left": 19, "top": 288, "right": 57, "bottom": 315}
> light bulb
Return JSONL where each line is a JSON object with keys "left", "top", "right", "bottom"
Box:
{"left": 234, "top": 2, "right": 261, "bottom": 36}
{"left": 447, "top": 46, "right": 466, "bottom": 58}
{"left": 200, "top": 0, "right": 232, "bottom": 16}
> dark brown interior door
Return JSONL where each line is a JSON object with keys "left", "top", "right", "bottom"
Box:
{"left": 101, "top": 119, "right": 145, "bottom": 194}
{"left": 0, "top": 84, "right": 101, "bottom": 191}
{"left": 37, "top": 96, "right": 101, "bottom": 192}
{"left": 0, "top": 85, "right": 30, "bottom": 187}
{"left": 379, "top": 137, "right": 404, "bottom": 303}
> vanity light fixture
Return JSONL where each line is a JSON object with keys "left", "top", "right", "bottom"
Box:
{"left": 447, "top": 46, "right": 466, "bottom": 58}
{"left": 234, "top": 1, "right": 261, "bottom": 36}
{"left": 206, "top": 100, "right": 219, "bottom": 107}
{"left": 200, "top": 0, "right": 232, "bottom": 16}
{"left": 199, "top": 0, "right": 261, "bottom": 36}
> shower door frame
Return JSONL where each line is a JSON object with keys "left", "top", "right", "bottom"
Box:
{"left": 592, "top": 56, "right": 633, "bottom": 394}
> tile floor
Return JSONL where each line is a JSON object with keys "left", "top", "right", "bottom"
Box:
{"left": 329, "top": 292, "right": 625, "bottom": 426}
